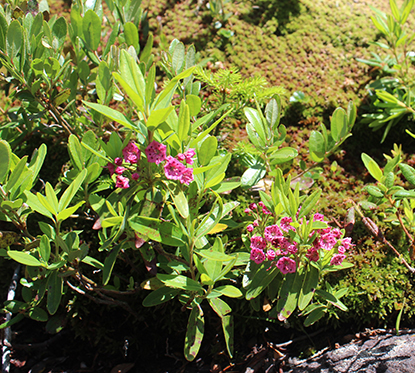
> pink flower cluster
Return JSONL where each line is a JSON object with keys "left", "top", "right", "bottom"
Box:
{"left": 246, "top": 205, "right": 353, "bottom": 275}
{"left": 106, "top": 140, "right": 195, "bottom": 189}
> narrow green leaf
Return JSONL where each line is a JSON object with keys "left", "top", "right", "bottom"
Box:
{"left": 399, "top": 163, "right": 415, "bottom": 187}
{"left": 265, "top": 98, "right": 280, "bottom": 131}
{"left": 178, "top": 101, "right": 191, "bottom": 142}
{"left": 184, "top": 306, "right": 204, "bottom": 361}
{"left": 214, "top": 285, "right": 242, "bottom": 298}
{"left": 171, "top": 189, "right": 189, "bottom": 219}
{"left": 309, "top": 131, "right": 326, "bottom": 162}
{"left": 39, "top": 234, "right": 51, "bottom": 263}
{"left": 0, "top": 314, "right": 25, "bottom": 329}
{"left": 303, "top": 305, "right": 326, "bottom": 327}
{"left": 222, "top": 314, "right": 234, "bottom": 357}
{"left": 8, "top": 251, "right": 42, "bottom": 266}
{"left": 298, "top": 264, "right": 319, "bottom": 311}
{"left": 7, "top": 20, "right": 23, "bottom": 59}
{"left": 361, "top": 153, "right": 383, "bottom": 182}
{"left": 277, "top": 269, "right": 305, "bottom": 320}
{"left": 157, "top": 274, "right": 203, "bottom": 292}
{"left": 330, "top": 107, "right": 347, "bottom": 142}
{"left": 47, "top": 271, "right": 63, "bottom": 315}
{"left": 45, "top": 182, "right": 59, "bottom": 215}
{"left": 123, "top": 22, "right": 139, "bottom": 50}
{"left": 82, "top": 10, "right": 101, "bottom": 50}
{"left": 0, "top": 140, "right": 11, "bottom": 183}
{"left": 195, "top": 249, "right": 235, "bottom": 261}
{"left": 83, "top": 101, "right": 139, "bottom": 131}
{"left": 197, "top": 136, "right": 217, "bottom": 166}
{"left": 58, "top": 169, "right": 87, "bottom": 211}
{"left": 298, "top": 189, "right": 321, "bottom": 219}
{"left": 5, "top": 156, "right": 28, "bottom": 193}
{"left": 102, "top": 245, "right": 121, "bottom": 285}
{"left": 142, "top": 286, "right": 179, "bottom": 307}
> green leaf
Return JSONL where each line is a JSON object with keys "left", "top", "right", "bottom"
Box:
{"left": 221, "top": 315, "right": 234, "bottom": 358}
{"left": 241, "top": 161, "right": 266, "bottom": 188}
{"left": 330, "top": 107, "right": 347, "bottom": 142}
{"left": 0, "top": 140, "right": 11, "bottom": 183}
{"left": 245, "top": 107, "right": 266, "bottom": 148}
{"left": 45, "top": 182, "right": 59, "bottom": 215}
{"left": 102, "top": 245, "right": 121, "bottom": 286}
{"left": 195, "top": 249, "right": 235, "bottom": 261}
{"left": 298, "top": 189, "right": 321, "bottom": 219}
{"left": 184, "top": 306, "right": 204, "bottom": 361}
{"left": 82, "top": 10, "right": 101, "bottom": 50}
{"left": 399, "top": 163, "right": 415, "bottom": 187}
{"left": 146, "top": 107, "right": 174, "bottom": 130}
{"left": 47, "top": 271, "right": 63, "bottom": 315}
{"left": 82, "top": 255, "right": 104, "bottom": 269}
{"left": 303, "top": 305, "right": 326, "bottom": 327}
{"left": 178, "top": 100, "right": 191, "bottom": 142}
{"left": 208, "top": 297, "right": 232, "bottom": 317}
{"left": 28, "top": 307, "right": 48, "bottom": 322}
{"left": 7, "top": 20, "right": 23, "bottom": 59}
{"left": 8, "top": 251, "right": 42, "bottom": 266}
{"left": 309, "top": 131, "right": 326, "bottom": 162}
{"left": 52, "top": 16, "right": 67, "bottom": 44}
{"left": 96, "top": 61, "right": 112, "bottom": 103}
{"left": 5, "top": 156, "right": 29, "bottom": 193}
{"left": 298, "top": 264, "right": 319, "bottom": 311}
{"left": 265, "top": 98, "right": 280, "bottom": 131}
{"left": 0, "top": 314, "right": 24, "bottom": 329}
{"left": 186, "top": 95, "right": 202, "bottom": 117}
{"left": 172, "top": 41, "right": 185, "bottom": 74}
{"left": 83, "top": 101, "right": 139, "bottom": 131}
{"left": 24, "top": 191, "right": 53, "bottom": 219}
{"left": 361, "top": 153, "right": 383, "bottom": 182}
{"left": 123, "top": 22, "right": 139, "bottom": 50}
{"left": 118, "top": 49, "right": 146, "bottom": 106}
{"left": 58, "top": 169, "right": 87, "bottom": 211}
{"left": 277, "top": 269, "right": 305, "bottom": 320}
{"left": 394, "top": 190, "right": 415, "bottom": 199}
{"left": 57, "top": 201, "right": 86, "bottom": 221}
{"left": 270, "top": 147, "right": 298, "bottom": 165}
{"left": 365, "top": 185, "right": 384, "bottom": 198}
{"left": 197, "top": 136, "right": 217, "bottom": 166}
{"left": 142, "top": 286, "right": 179, "bottom": 307}
{"left": 214, "top": 285, "right": 242, "bottom": 298}
{"left": 39, "top": 235, "right": 51, "bottom": 263}
{"left": 245, "top": 263, "right": 279, "bottom": 300}
{"left": 157, "top": 274, "right": 203, "bottom": 292}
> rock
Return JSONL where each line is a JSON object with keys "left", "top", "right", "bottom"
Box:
{"left": 283, "top": 332, "right": 415, "bottom": 372}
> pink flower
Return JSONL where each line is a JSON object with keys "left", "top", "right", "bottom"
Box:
{"left": 244, "top": 208, "right": 252, "bottom": 214}
{"left": 183, "top": 149, "right": 196, "bottom": 165}
{"left": 247, "top": 224, "right": 254, "bottom": 232}
{"left": 145, "top": 140, "right": 167, "bottom": 165}
{"left": 262, "top": 206, "right": 272, "bottom": 215}
{"left": 341, "top": 237, "right": 353, "bottom": 250}
{"left": 280, "top": 217, "right": 295, "bottom": 232}
{"left": 264, "top": 225, "right": 283, "bottom": 242}
{"left": 115, "top": 166, "right": 126, "bottom": 175}
{"left": 131, "top": 172, "right": 140, "bottom": 180}
{"left": 286, "top": 242, "right": 298, "bottom": 255}
{"left": 266, "top": 249, "right": 276, "bottom": 261}
{"left": 250, "top": 248, "right": 265, "bottom": 264}
{"left": 258, "top": 202, "right": 265, "bottom": 208}
{"left": 318, "top": 233, "right": 337, "bottom": 251}
{"left": 249, "top": 203, "right": 257, "bottom": 210}
{"left": 338, "top": 246, "right": 346, "bottom": 254}
{"left": 115, "top": 175, "right": 130, "bottom": 189}
{"left": 253, "top": 220, "right": 259, "bottom": 227}
{"left": 123, "top": 142, "right": 140, "bottom": 164}
{"left": 313, "top": 213, "right": 325, "bottom": 221}
{"left": 180, "top": 168, "right": 194, "bottom": 185}
{"left": 306, "top": 248, "right": 319, "bottom": 262}
{"left": 114, "top": 157, "right": 123, "bottom": 166}
{"left": 330, "top": 254, "right": 346, "bottom": 266}
{"left": 164, "top": 156, "right": 186, "bottom": 180}
{"left": 276, "top": 257, "right": 296, "bottom": 274}
{"left": 331, "top": 228, "right": 343, "bottom": 239}
{"left": 250, "top": 235, "right": 267, "bottom": 250}
{"left": 106, "top": 162, "right": 115, "bottom": 175}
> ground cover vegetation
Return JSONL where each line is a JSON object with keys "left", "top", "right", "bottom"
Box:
{"left": 1, "top": 0, "right": 415, "bottom": 371}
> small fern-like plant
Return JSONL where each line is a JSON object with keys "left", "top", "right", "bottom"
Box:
{"left": 195, "top": 66, "right": 287, "bottom": 133}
